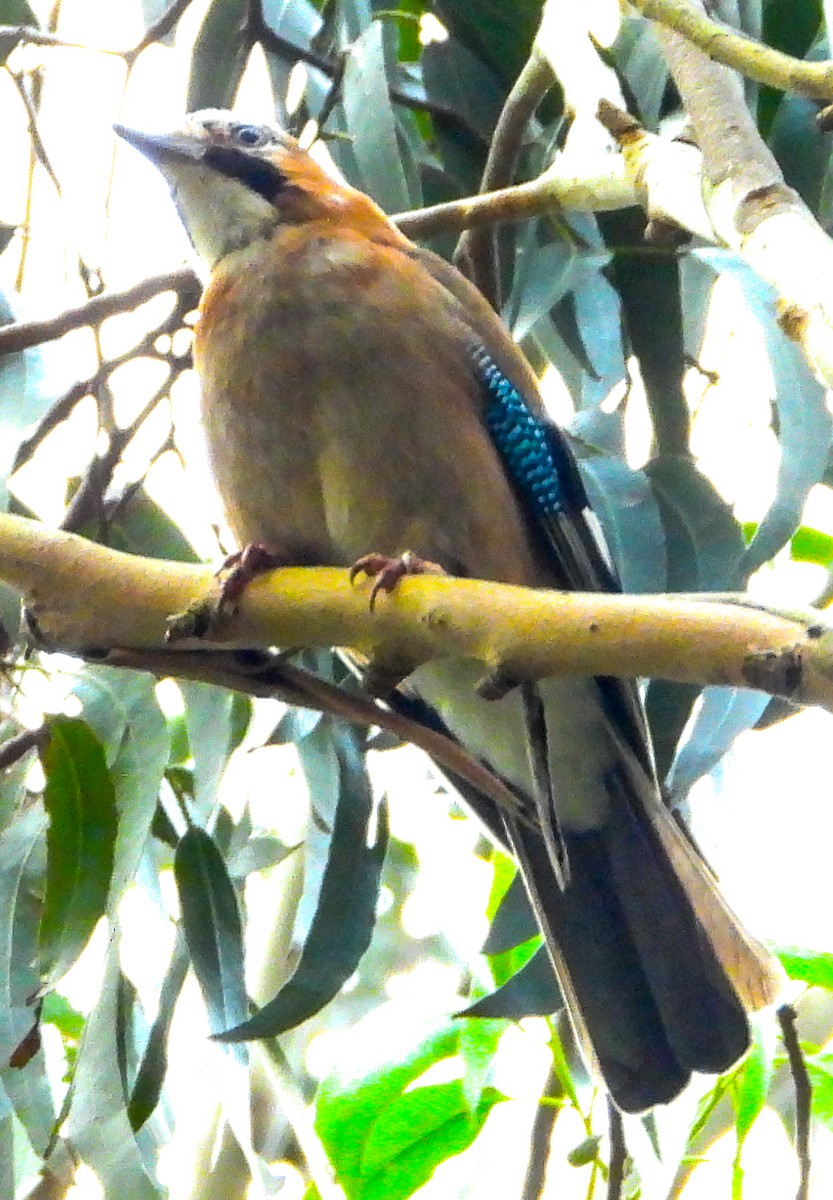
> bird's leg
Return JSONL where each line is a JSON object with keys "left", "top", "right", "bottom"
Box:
{"left": 218, "top": 542, "right": 298, "bottom": 613}
{"left": 350, "top": 550, "right": 446, "bottom": 612}
{"left": 167, "top": 541, "right": 308, "bottom": 641}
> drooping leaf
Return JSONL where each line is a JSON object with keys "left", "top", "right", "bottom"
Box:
{"left": 578, "top": 455, "right": 667, "bottom": 594}
{"left": 691, "top": 249, "right": 832, "bottom": 578}
{"left": 458, "top": 1018, "right": 506, "bottom": 1113}
{"left": 102, "top": 488, "right": 202, "bottom": 562}
{"left": 180, "top": 682, "right": 251, "bottom": 819}
{"left": 216, "top": 736, "right": 388, "bottom": 1040}
{"left": 0, "top": 288, "right": 54, "bottom": 511}
{"left": 174, "top": 826, "right": 248, "bottom": 1039}
{"left": 433, "top": 0, "right": 543, "bottom": 85}
{"left": 731, "top": 1018, "right": 775, "bottom": 1149}
{"left": 65, "top": 949, "right": 162, "bottom": 1200}
{"left": 354, "top": 1080, "right": 506, "bottom": 1200}
{"left": 187, "top": 0, "right": 250, "bottom": 111}
{"left": 342, "top": 20, "right": 414, "bottom": 213}
{"left": 463, "top": 945, "right": 562, "bottom": 1019}
{"left": 612, "top": 14, "right": 669, "bottom": 128}
{"left": 806, "top": 1051, "right": 833, "bottom": 1130}
{"left": 482, "top": 871, "right": 537, "bottom": 955}
{"left": 127, "top": 934, "right": 190, "bottom": 1131}
{"left": 666, "top": 686, "right": 771, "bottom": 800}
{"left": 0, "top": 805, "right": 54, "bottom": 1154}
{"left": 71, "top": 667, "right": 169, "bottom": 912}
{"left": 645, "top": 454, "right": 745, "bottom": 590}
{"left": 37, "top": 719, "right": 117, "bottom": 983}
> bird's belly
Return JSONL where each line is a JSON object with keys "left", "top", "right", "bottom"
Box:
{"left": 411, "top": 659, "right": 616, "bottom": 831}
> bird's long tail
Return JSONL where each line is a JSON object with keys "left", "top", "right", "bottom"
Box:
{"left": 505, "top": 755, "right": 783, "bottom": 1112}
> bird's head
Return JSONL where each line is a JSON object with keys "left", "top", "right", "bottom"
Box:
{"left": 114, "top": 109, "right": 399, "bottom": 269}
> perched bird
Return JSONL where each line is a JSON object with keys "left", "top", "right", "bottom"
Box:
{"left": 115, "top": 111, "right": 783, "bottom": 1112}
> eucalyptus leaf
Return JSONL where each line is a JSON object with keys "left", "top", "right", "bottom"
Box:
{"left": 174, "top": 826, "right": 248, "bottom": 1040}
{"left": 342, "top": 21, "right": 414, "bottom": 212}
{"left": 216, "top": 753, "right": 387, "bottom": 1040}
{"left": 666, "top": 687, "right": 771, "bottom": 801}
{"left": 38, "top": 720, "right": 117, "bottom": 983}
{"left": 187, "top": 0, "right": 250, "bottom": 111}
{"left": 462, "top": 946, "right": 562, "bottom": 1019}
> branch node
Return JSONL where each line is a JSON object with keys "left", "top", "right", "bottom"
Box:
{"left": 476, "top": 664, "right": 522, "bottom": 700}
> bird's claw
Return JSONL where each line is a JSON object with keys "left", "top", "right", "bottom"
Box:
{"left": 218, "top": 542, "right": 291, "bottom": 614}
{"left": 350, "top": 550, "right": 443, "bottom": 611}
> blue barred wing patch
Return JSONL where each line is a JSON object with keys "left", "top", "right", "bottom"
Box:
{"left": 472, "top": 346, "right": 587, "bottom": 518}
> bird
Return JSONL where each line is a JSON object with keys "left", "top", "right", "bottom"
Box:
{"left": 114, "top": 110, "right": 783, "bottom": 1112}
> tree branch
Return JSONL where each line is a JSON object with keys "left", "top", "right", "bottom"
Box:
{"left": 628, "top": 0, "right": 833, "bottom": 101}
{"left": 653, "top": 1, "right": 833, "bottom": 388}
{"left": 0, "top": 268, "right": 199, "bottom": 356}
{"left": 1, "top": 512, "right": 832, "bottom": 711}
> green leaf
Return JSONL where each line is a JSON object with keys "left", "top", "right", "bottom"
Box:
{"left": 731, "top": 1019, "right": 775, "bottom": 1148}
{"left": 603, "top": 212, "right": 688, "bottom": 458}
{"left": 71, "top": 667, "right": 169, "bottom": 913}
{"left": 127, "top": 934, "right": 190, "bottom": 1130}
{"left": 315, "top": 1023, "right": 477, "bottom": 1197}
{"left": 790, "top": 525, "right": 833, "bottom": 564}
{"left": 342, "top": 20, "right": 414, "bottom": 212}
{"left": 174, "top": 826, "right": 248, "bottom": 1039}
{"left": 666, "top": 686, "right": 771, "bottom": 799}
{"left": 482, "top": 870, "right": 537, "bottom": 955}
{"left": 776, "top": 945, "right": 833, "bottom": 990}
{"left": 187, "top": 0, "right": 250, "bottom": 110}
{"left": 38, "top": 719, "right": 117, "bottom": 982}
{"left": 102, "top": 488, "right": 202, "bottom": 562}
{"left": 357, "top": 1081, "right": 506, "bottom": 1199}
{"left": 458, "top": 1018, "right": 506, "bottom": 1113}
{"left": 180, "top": 681, "right": 250, "bottom": 819}
{"left": 579, "top": 455, "right": 667, "bottom": 594}
{"left": 464, "top": 944, "right": 561, "bottom": 1018}
{"left": 216, "top": 733, "right": 388, "bottom": 1041}
{"left": 0, "top": 0, "right": 38, "bottom": 66}
{"left": 0, "top": 805, "right": 55, "bottom": 1153}
{"left": 433, "top": 0, "right": 543, "bottom": 85}
{"left": 0, "top": 288, "right": 54, "bottom": 510}
{"left": 65, "top": 946, "right": 161, "bottom": 1200}
{"left": 806, "top": 1051, "right": 833, "bottom": 1129}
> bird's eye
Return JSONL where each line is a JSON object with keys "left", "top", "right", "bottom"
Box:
{"left": 232, "top": 124, "right": 264, "bottom": 147}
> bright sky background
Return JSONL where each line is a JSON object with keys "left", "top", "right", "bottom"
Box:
{"left": 3, "top": 2, "right": 833, "bottom": 1198}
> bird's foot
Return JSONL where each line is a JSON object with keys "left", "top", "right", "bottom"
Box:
{"left": 166, "top": 541, "right": 298, "bottom": 642}
{"left": 350, "top": 550, "right": 445, "bottom": 611}
{"left": 218, "top": 542, "right": 294, "bottom": 615}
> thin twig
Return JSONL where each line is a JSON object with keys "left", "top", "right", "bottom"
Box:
{"left": 0, "top": 25, "right": 122, "bottom": 56}
{"left": 123, "top": 0, "right": 195, "bottom": 65}
{"left": 606, "top": 1100, "right": 626, "bottom": 1200}
{"left": 102, "top": 646, "right": 532, "bottom": 828}
{"left": 245, "top": 8, "right": 479, "bottom": 131}
{"left": 778, "top": 1004, "right": 812, "bottom": 1200}
{"left": 9, "top": 72, "right": 62, "bottom": 194}
{"left": 456, "top": 52, "right": 557, "bottom": 305}
{"left": 0, "top": 268, "right": 199, "bottom": 357}
{"left": 0, "top": 726, "right": 44, "bottom": 771}
{"left": 520, "top": 1063, "right": 562, "bottom": 1200}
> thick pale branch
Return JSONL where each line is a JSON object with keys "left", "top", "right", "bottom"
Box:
{"left": 2, "top": 512, "right": 832, "bottom": 710}
{"left": 629, "top": 0, "right": 833, "bottom": 100}
{"left": 651, "top": 3, "right": 833, "bottom": 388}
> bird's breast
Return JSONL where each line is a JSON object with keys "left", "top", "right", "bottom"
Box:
{"left": 193, "top": 230, "right": 539, "bottom": 583}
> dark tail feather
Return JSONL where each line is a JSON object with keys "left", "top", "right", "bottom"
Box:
{"left": 506, "top": 777, "right": 776, "bottom": 1112}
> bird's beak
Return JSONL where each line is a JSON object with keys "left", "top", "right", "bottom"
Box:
{"left": 113, "top": 124, "right": 206, "bottom": 165}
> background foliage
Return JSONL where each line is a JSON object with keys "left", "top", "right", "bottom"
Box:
{"left": 1, "top": 0, "right": 833, "bottom": 1197}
